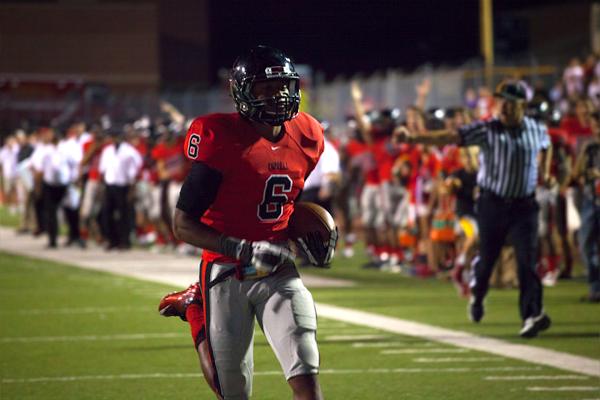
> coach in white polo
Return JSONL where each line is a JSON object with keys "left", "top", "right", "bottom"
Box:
{"left": 300, "top": 125, "right": 341, "bottom": 213}
{"left": 31, "top": 128, "right": 71, "bottom": 248}
{"left": 98, "top": 126, "right": 142, "bottom": 250}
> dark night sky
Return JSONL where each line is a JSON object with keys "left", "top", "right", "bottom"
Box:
{"left": 206, "top": 0, "right": 574, "bottom": 82}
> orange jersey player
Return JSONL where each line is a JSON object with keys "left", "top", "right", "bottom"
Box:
{"left": 158, "top": 46, "right": 335, "bottom": 400}
{"left": 183, "top": 111, "right": 323, "bottom": 264}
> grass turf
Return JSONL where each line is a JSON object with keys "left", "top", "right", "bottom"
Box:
{"left": 0, "top": 251, "right": 598, "bottom": 399}
{"left": 0, "top": 206, "right": 20, "bottom": 229}
{"left": 306, "top": 249, "right": 600, "bottom": 360}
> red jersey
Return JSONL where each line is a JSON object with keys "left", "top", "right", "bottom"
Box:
{"left": 373, "top": 137, "right": 396, "bottom": 183}
{"left": 354, "top": 137, "right": 388, "bottom": 186}
{"left": 441, "top": 145, "right": 462, "bottom": 176}
{"left": 184, "top": 112, "right": 324, "bottom": 264}
{"left": 151, "top": 136, "right": 189, "bottom": 182}
{"left": 342, "top": 138, "right": 382, "bottom": 184}
{"left": 548, "top": 127, "right": 575, "bottom": 181}
{"left": 131, "top": 137, "right": 157, "bottom": 183}
{"left": 560, "top": 116, "right": 592, "bottom": 147}
{"left": 363, "top": 151, "right": 380, "bottom": 184}
{"left": 82, "top": 139, "right": 109, "bottom": 181}
{"left": 344, "top": 139, "right": 368, "bottom": 158}
{"left": 407, "top": 145, "right": 441, "bottom": 204}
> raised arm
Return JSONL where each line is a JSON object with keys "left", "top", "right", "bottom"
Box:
{"left": 350, "top": 81, "right": 373, "bottom": 144}
{"left": 393, "top": 125, "right": 460, "bottom": 147}
{"left": 414, "top": 78, "right": 431, "bottom": 111}
{"left": 160, "top": 100, "right": 186, "bottom": 127}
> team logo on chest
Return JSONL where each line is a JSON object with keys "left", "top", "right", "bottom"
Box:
{"left": 268, "top": 161, "right": 289, "bottom": 171}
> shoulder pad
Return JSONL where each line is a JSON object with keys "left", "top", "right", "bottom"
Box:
{"left": 184, "top": 114, "right": 232, "bottom": 170}
{"left": 288, "top": 112, "right": 325, "bottom": 159}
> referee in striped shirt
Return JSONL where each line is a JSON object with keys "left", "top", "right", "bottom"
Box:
{"left": 394, "top": 80, "right": 553, "bottom": 338}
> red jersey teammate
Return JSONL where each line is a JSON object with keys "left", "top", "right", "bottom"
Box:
{"left": 158, "top": 46, "right": 333, "bottom": 400}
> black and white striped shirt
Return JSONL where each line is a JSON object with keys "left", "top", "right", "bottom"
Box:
{"left": 458, "top": 116, "right": 550, "bottom": 198}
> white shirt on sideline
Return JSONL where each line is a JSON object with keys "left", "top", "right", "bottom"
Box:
{"left": 98, "top": 141, "right": 142, "bottom": 186}
{"left": 31, "top": 142, "right": 72, "bottom": 186}
{"left": 0, "top": 142, "right": 20, "bottom": 181}
{"left": 61, "top": 136, "right": 84, "bottom": 182}
{"left": 304, "top": 139, "right": 340, "bottom": 190}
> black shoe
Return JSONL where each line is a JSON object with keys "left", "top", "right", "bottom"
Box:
{"left": 558, "top": 270, "right": 572, "bottom": 280}
{"left": 468, "top": 296, "right": 484, "bottom": 323}
{"left": 519, "top": 313, "right": 551, "bottom": 338}
{"left": 361, "top": 260, "right": 383, "bottom": 269}
{"left": 580, "top": 293, "right": 600, "bottom": 303}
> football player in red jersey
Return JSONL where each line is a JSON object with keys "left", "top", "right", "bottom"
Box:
{"left": 159, "top": 46, "right": 333, "bottom": 400}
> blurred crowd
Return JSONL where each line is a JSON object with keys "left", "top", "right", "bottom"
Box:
{"left": 0, "top": 101, "right": 194, "bottom": 254}
{"left": 0, "top": 54, "right": 599, "bottom": 299}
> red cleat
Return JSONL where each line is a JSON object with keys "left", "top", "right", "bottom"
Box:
{"left": 158, "top": 283, "right": 201, "bottom": 321}
{"left": 451, "top": 264, "right": 470, "bottom": 298}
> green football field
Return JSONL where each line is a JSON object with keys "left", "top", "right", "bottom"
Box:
{"left": 0, "top": 250, "right": 598, "bottom": 400}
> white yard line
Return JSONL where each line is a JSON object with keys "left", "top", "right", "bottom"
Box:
{"left": 316, "top": 303, "right": 600, "bottom": 377}
{"left": 1, "top": 226, "right": 598, "bottom": 377}
{"left": 526, "top": 386, "right": 600, "bottom": 392}
{"left": 0, "top": 307, "right": 134, "bottom": 315}
{"left": 0, "top": 332, "right": 187, "bottom": 343}
{"left": 315, "top": 328, "right": 380, "bottom": 334}
{"left": 352, "top": 342, "right": 436, "bottom": 348}
{"left": 413, "top": 357, "right": 504, "bottom": 363}
{"left": 381, "top": 348, "right": 470, "bottom": 354}
{"left": 1, "top": 366, "right": 544, "bottom": 384}
{"left": 323, "top": 334, "right": 390, "bottom": 341}
{"left": 485, "top": 375, "right": 589, "bottom": 381}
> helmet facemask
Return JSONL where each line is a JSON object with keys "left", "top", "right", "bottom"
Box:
{"left": 229, "top": 46, "right": 302, "bottom": 126}
{"left": 232, "top": 75, "right": 301, "bottom": 126}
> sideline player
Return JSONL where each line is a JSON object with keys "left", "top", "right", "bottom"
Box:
{"left": 158, "top": 46, "right": 335, "bottom": 400}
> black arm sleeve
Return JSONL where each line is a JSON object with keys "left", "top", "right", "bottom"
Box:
{"left": 176, "top": 161, "right": 223, "bottom": 220}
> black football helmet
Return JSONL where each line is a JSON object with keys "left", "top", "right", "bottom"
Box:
{"left": 229, "top": 45, "right": 301, "bottom": 126}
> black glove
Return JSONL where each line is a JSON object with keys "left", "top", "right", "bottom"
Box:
{"left": 297, "top": 227, "right": 338, "bottom": 267}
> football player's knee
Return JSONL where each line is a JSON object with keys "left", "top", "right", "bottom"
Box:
{"left": 374, "top": 212, "right": 386, "bottom": 229}
{"left": 287, "top": 289, "right": 319, "bottom": 378}
{"left": 361, "top": 211, "right": 375, "bottom": 228}
{"left": 290, "top": 288, "right": 317, "bottom": 332}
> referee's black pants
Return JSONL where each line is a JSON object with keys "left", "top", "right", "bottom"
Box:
{"left": 472, "top": 191, "right": 543, "bottom": 320}
{"left": 102, "top": 184, "right": 131, "bottom": 249}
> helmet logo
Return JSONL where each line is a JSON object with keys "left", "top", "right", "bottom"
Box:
{"left": 230, "top": 46, "right": 300, "bottom": 126}
{"left": 265, "top": 65, "right": 291, "bottom": 77}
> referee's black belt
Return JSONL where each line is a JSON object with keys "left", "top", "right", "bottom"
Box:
{"left": 480, "top": 189, "right": 535, "bottom": 204}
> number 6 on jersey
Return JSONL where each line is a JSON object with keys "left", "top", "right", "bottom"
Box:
{"left": 258, "top": 175, "right": 292, "bottom": 221}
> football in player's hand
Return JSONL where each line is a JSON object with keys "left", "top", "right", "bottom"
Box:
{"left": 288, "top": 202, "right": 338, "bottom": 267}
